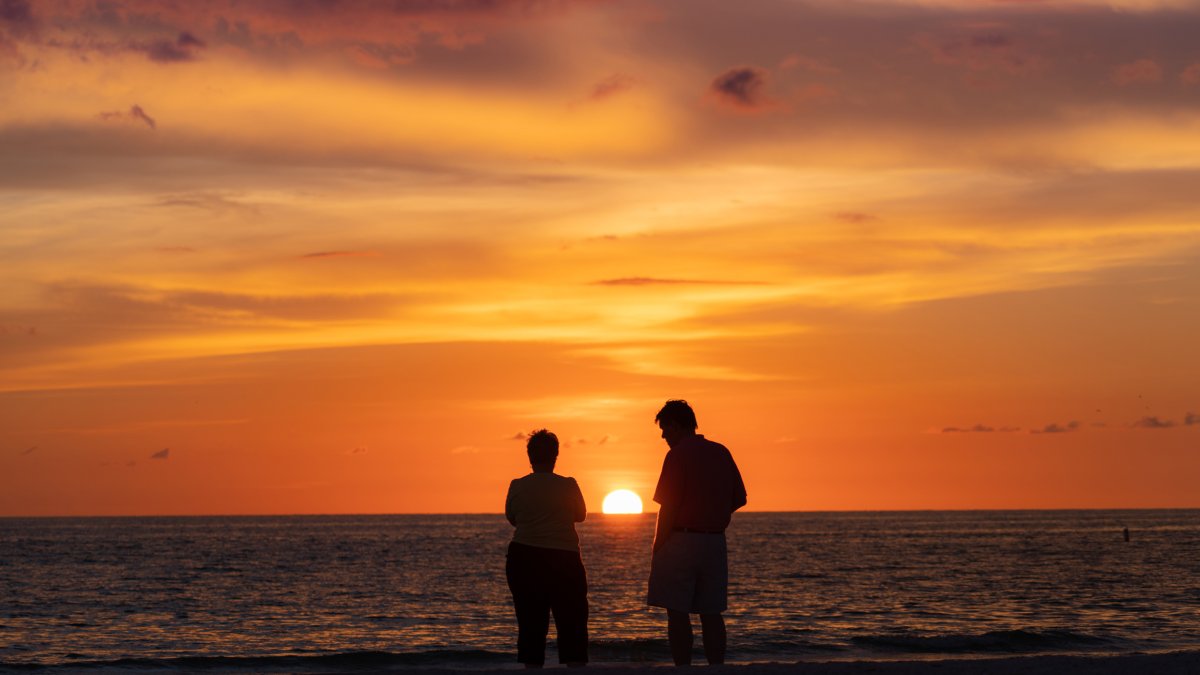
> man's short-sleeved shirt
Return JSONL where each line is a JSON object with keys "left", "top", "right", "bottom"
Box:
{"left": 652, "top": 434, "right": 747, "bottom": 531}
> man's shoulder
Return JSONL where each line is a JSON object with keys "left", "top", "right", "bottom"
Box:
{"left": 693, "top": 435, "right": 731, "bottom": 453}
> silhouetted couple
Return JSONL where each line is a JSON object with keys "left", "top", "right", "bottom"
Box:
{"left": 504, "top": 400, "right": 748, "bottom": 668}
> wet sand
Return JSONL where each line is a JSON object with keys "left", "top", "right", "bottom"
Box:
{"left": 373, "top": 651, "right": 1200, "bottom": 675}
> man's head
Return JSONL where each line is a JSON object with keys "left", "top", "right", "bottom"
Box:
{"left": 655, "top": 399, "right": 698, "bottom": 448}
{"left": 526, "top": 428, "right": 559, "bottom": 470}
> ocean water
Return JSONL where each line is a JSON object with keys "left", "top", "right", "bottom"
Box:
{"left": 2, "top": 510, "right": 1198, "bottom": 671}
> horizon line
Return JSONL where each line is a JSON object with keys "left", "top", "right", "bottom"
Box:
{"left": 3, "top": 506, "right": 1199, "bottom": 519}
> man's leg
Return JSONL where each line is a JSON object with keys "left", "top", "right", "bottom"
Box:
{"left": 699, "top": 613, "right": 726, "bottom": 665}
{"left": 551, "top": 551, "right": 589, "bottom": 667}
{"left": 666, "top": 610, "right": 693, "bottom": 666}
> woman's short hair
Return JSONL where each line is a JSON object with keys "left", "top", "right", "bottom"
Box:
{"left": 655, "top": 399, "right": 698, "bottom": 432}
{"left": 526, "top": 429, "right": 559, "bottom": 465}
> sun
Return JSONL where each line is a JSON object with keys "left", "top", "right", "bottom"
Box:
{"left": 601, "top": 489, "right": 644, "bottom": 515}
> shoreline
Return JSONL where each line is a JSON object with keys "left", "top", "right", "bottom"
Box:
{"left": 10, "top": 650, "right": 1200, "bottom": 674}
{"left": 351, "top": 651, "right": 1200, "bottom": 675}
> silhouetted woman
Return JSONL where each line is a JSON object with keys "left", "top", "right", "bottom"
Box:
{"left": 505, "top": 429, "right": 588, "bottom": 668}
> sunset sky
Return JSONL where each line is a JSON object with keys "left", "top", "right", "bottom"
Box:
{"left": 3, "top": 0, "right": 1199, "bottom": 516}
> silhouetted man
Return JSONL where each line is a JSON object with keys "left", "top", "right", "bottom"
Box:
{"left": 647, "top": 400, "right": 747, "bottom": 666}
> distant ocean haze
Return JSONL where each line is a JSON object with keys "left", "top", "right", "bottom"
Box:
{"left": 1, "top": 511, "right": 1198, "bottom": 670}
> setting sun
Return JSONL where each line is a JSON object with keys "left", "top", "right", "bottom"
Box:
{"left": 601, "top": 490, "right": 644, "bottom": 515}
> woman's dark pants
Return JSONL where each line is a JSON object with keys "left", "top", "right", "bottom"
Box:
{"left": 505, "top": 541, "right": 589, "bottom": 665}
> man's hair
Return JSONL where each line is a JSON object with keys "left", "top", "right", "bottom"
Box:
{"left": 655, "top": 399, "right": 698, "bottom": 432}
{"left": 526, "top": 429, "right": 559, "bottom": 465}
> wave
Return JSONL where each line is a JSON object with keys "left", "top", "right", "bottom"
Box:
{"left": 0, "top": 631, "right": 1140, "bottom": 671}
{"left": 851, "top": 629, "right": 1123, "bottom": 654}
{"left": 0, "top": 649, "right": 509, "bottom": 672}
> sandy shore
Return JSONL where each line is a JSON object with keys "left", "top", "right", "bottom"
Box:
{"left": 373, "top": 651, "right": 1200, "bottom": 675}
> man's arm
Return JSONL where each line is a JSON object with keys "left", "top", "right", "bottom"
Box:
{"left": 653, "top": 501, "right": 677, "bottom": 554}
{"left": 730, "top": 452, "right": 747, "bottom": 513}
{"left": 651, "top": 450, "right": 680, "bottom": 553}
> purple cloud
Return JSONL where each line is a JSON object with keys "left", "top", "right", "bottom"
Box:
{"left": 1133, "top": 416, "right": 1175, "bottom": 429}
{"left": 145, "top": 32, "right": 205, "bottom": 63}
{"left": 943, "top": 424, "right": 995, "bottom": 433}
{"left": 710, "top": 67, "right": 769, "bottom": 109}
{"left": 0, "top": 0, "right": 32, "bottom": 28}
{"left": 1031, "top": 421, "right": 1080, "bottom": 434}
{"left": 99, "top": 105, "right": 156, "bottom": 130}
{"left": 589, "top": 73, "right": 635, "bottom": 101}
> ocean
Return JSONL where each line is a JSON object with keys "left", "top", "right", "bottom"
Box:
{"left": 2, "top": 510, "right": 1198, "bottom": 671}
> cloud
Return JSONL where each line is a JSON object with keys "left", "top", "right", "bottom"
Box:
{"left": 942, "top": 423, "right": 995, "bottom": 433}
{"left": 144, "top": 31, "right": 205, "bottom": 63}
{"left": 0, "top": 0, "right": 32, "bottom": 30}
{"left": 98, "top": 105, "right": 156, "bottom": 130}
{"left": 155, "top": 193, "right": 258, "bottom": 213}
{"left": 20, "top": 445, "right": 37, "bottom": 455}
{"left": 345, "top": 446, "right": 369, "bottom": 455}
{"left": 835, "top": 212, "right": 879, "bottom": 224}
{"left": 511, "top": 432, "right": 528, "bottom": 440}
{"left": 914, "top": 29, "right": 1038, "bottom": 74}
{"left": 592, "top": 277, "right": 765, "bottom": 287}
{"left": 779, "top": 53, "right": 839, "bottom": 75}
{"left": 300, "top": 251, "right": 377, "bottom": 259}
{"left": 710, "top": 67, "right": 771, "bottom": 110}
{"left": 1133, "top": 416, "right": 1176, "bottom": 429}
{"left": 1182, "top": 64, "right": 1200, "bottom": 86}
{"left": 1031, "top": 421, "right": 1080, "bottom": 434}
{"left": 150, "top": 447, "right": 170, "bottom": 459}
{"left": 1113, "top": 58, "right": 1163, "bottom": 85}
{"left": 588, "top": 73, "right": 635, "bottom": 101}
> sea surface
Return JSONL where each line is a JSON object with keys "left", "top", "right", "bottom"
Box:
{"left": 2, "top": 511, "right": 1199, "bottom": 671}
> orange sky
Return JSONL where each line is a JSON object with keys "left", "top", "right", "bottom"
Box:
{"left": 2, "top": 0, "right": 1199, "bottom": 516}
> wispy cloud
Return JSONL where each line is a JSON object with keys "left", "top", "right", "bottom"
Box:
{"left": 1185, "top": 412, "right": 1199, "bottom": 426}
{"left": 710, "top": 67, "right": 771, "bottom": 110}
{"left": 144, "top": 32, "right": 205, "bottom": 63}
{"left": 20, "top": 445, "right": 37, "bottom": 456}
{"left": 942, "top": 424, "right": 1021, "bottom": 433}
{"left": 835, "top": 212, "right": 880, "bottom": 224}
{"left": 592, "top": 277, "right": 765, "bottom": 287}
{"left": 299, "top": 251, "right": 378, "bottom": 259}
{"left": 1113, "top": 58, "right": 1163, "bottom": 86}
{"left": 1132, "top": 416, "right": 1176, "bottom": 429}
{"left": 98, "top": 104, "right": 156, "bottom": 130}
{"left": 588, "top": 73, "right": 636, "bottom": 101}
{"left": 150, "top": 447, "right": 170, "bottom": 459}
{"left": 1031, "top": 421, "right": 1080, "bottom": 434}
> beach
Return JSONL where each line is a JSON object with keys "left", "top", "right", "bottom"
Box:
{"left": 372, "top": 652, "right": 1200, "bottom": 675}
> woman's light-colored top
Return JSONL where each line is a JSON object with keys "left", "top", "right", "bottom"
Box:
{"left": 505, "top": 472, "right": 587, "bottom": 552}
